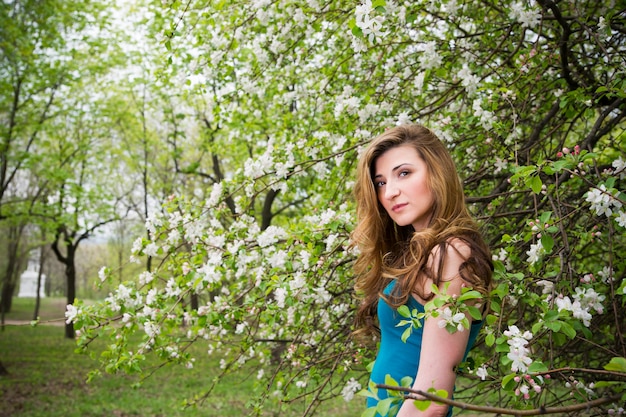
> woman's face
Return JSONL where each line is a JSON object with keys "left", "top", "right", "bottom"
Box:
{"left": 373, "top": 144, "right": 434, "bottom": 231}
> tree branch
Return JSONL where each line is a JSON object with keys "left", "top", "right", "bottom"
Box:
{"left": 378, "top": 384, "right": 622, "bottom": 416}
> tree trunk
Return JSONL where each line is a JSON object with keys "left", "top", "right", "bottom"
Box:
{"left": 0, "top": 282, "right": 15, "bottom": 328}
{"left": 51, "top": 231, "right": 79, "bottom": 339}
{"left": 0, "top": 228, "right": 21, "bottom": 315}
{"left": 0, "top": 360, "right": 8, "bottom": 376}
{"left": 64, "top": 243, "right": 77, "bottom": 339}
{"left": 33, "top": 246, "right": 46, "bottom": 321}
{"left": 190, "top": 293, "right": 198, "bottom": 311}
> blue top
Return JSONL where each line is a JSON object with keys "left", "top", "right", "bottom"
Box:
{"left": 366, "top": 280, "right": 483, "bottom": 417}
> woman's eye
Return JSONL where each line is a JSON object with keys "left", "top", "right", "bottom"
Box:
{"left": 399, "top": 170, "right": 409, "bottom": 177}
{"left": 375, "top": 181, "right": 385, "bottom": 187}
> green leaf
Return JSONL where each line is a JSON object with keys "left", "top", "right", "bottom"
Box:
{"left": 401, "top": 326, "right": 412, "bottom": 343}
{"left": 560, "top": 321, "right": 576, "bottom": 339}
{"left": 351, "top": 25, "right": 363, "bottom": 37}
{"left": 397, "top": 305, "right": 410, "bottom": 318}
{"left": 433, "top": 389, "right": 448, "bottom": 400}
{"left": 467, "top": 305, "right": 482, "bottom": 320}
{"left": 384, "top": 374, "right": 399, "bottom": 387}
{"left": 545, "top": 320, "right": 561, "bottom": 332}
{"left": 361, "top": 407, "right": 377, "bottom": 417}
{"left": 539, "top": 211, "right": 552, "bottom": 223}
{"left": 414, "top": 399, "right": 431, "bottom": 411}
{"left": 502, "top": 373, "right": 517, "bottom": 390}
{"left": 358, "top": 388, "right": 379, "bottom": 400}
{"left": 376, "top": 398, "right": 393, "bottom": 415}
{"left": 458, "top": 290, "right": 482, "bottom": 302}
{"left": 400, "top": 376, "right": 414, "bottom": 387}
{"left": 528, "top": 361, "right": 548, "bottom": 373}
{"left": 526, "top": 175, "right": 543, "bottom": 194}
{"left": 541, "top": 235, "right": 554, "bottom": 253}
{"left": 604, "top": 357, "right": 626, "bottom": 372}
{"left": 485, "top": 332, "right": 495, "bottom": 346}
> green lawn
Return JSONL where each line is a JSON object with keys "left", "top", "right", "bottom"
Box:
{"left": 0, "top": 297, "right": 363, "bottom": 417}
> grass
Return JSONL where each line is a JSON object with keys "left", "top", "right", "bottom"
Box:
{"left": 0, "top": 297, "right": 363, "bottom": 417}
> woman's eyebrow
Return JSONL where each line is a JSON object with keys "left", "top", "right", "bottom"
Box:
{"left": 391, "top": 163, "right": 412, "bottom": 172}
{"left": 373, "top": 163, "right": 413, "bottom": 179}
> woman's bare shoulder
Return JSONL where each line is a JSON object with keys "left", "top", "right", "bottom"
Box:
{"left": 429, "top": 236, "right": 471, "bottom": 263}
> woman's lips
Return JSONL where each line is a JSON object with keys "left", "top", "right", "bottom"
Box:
{"left": 392, "top": 203, "right": 408, "bottom": 212}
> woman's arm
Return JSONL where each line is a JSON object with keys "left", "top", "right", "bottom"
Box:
{"left": 397, "top": 240, "right": 473, "bottom": 417}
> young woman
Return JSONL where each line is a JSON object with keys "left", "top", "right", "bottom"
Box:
{"left": 352, "top": 124, "right": 493, "bottom": 417}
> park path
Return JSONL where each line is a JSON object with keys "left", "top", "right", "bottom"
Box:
{"left": 2, "top": 319, "right": 65, "bottom": 326}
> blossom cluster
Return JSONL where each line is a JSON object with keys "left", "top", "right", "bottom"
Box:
{"left": 513, "top": 374, "right": 545, "bottom": 400}
{"left": 437, "top": 307, "right": 467, "bottom": 332}
{"left": 526, "top": 240, "right": 544, "bottom": 264}
{"left": 586, "top": 184, "right": 623, "bottom": 218}
{"left": 509, "top": 2, "right": 542, "bottom": 29}
{"left": 554, "top": 287, "right": 605, "bottom": 327}
{"left": 354, "top": 0, "right": 387, "bottom": 43}
{"left": 503, "top": 325, "right": 534, "bottom": 373}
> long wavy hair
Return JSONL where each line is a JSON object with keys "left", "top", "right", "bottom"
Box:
{"left": 352, "top": 124, "right": 493, "bottom": 337}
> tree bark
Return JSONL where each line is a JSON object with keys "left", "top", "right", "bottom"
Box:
{"left": 33, "top": 245, "right": 46, "bottom": 321}
{"left": 51, "top": 230, "right": 80, "bottom": 339}
{"left": 0, "top": 360, "right": 8, "bottom": 376}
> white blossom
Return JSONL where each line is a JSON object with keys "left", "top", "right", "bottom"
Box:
{"left": 207, "top": 182, "right": 223, "bottom": 207}
{"left": 274, "top": 287, "right": 287, "bottom": 308}
{"left": 419, "top": 41, "right": 442, "bottom": 70}
{"left": 441, "top": 0, "right": 459, "bottom": 15}
{"left": 98, "top": 266, "right": 107, "bottom": 282}
{"left": 138, "top": 271, "right": 154, "bottom": 286}
{"left": 612, "top": 156, "right": 625, "bottom": 179}
{"left": 616, "top": 211, "right": 626, "bottom": 228}
{"left": 65, "top": 304, "right": 79, "bottom": 324}
{"left": 130, "top": 237, "right": 143, "bottom": 254}
{"left": 268, "top": 250, "right": 288, "bottom": 269}
{"left": 144, "top": 321, "right": 160, "bottom": 338}
{"left": 597, "top": 266, "right": 613, "bottom": 283}
{"left": 476, "top": 366, "right": 488, "bottom": 381}
{"left": 341, "top": 378, "right": 362, "bottom": 402}
{"left": 503, "top": 325, "right": 533, "bottom": 373}
{"left": 164, "top": 278, "right": 182, "bottom": 298}
{"left": 396, "top": 112, "right": 411, "bottom": 125}
{"left": 257, "top": 225, "right": 287, "bottom": 247}
{"left": 437, "top": 307, "right": 466, "bottom": 332}
{"left": 146, "top": 288, "right": 158, "bottom": 306}
{"left": 145, "top": 212, "right": 163, "bottom": 235}
{"left": 509, "top": 2, "right": 541, "bottom": 28}
{"left": 536, "top": 279, "right": 553, "bottom": 295}
{"left": 458, "top": 64, "right": 480, "bottom": 94}
{"left": 494, "top": 158, "right": 508, "bottom": 174}
{"left": 144, "top": 242, "right": 159, "bottom": 257}
{"left": 555, "top": 287, "right": 604, "bottom": 327}
{"left": 586, "top": 185, "right": 621, "bottom": 217}
{"left": 355, "top": 0, "right": 387, "bottom": 43}
{"left": 289, "top": 272, "right": 306, "bottom": 291}
{"left": 526, "top": 241, "right": 544, "bottom": 264}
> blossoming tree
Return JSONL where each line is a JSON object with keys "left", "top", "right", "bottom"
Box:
{"left": 69, "top": 0, "right": 625, "bottom": 415}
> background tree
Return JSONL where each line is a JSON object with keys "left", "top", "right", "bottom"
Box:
{"left": 0, "top": 0, "right": 114, "bottom": 309}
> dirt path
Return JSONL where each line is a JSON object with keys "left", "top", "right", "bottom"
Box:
{"left": 2, "top": 318, "right": 66, "bottom": 326}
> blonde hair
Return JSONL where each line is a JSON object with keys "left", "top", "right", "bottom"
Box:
{"left": 352, "top": 125, "right": 493, "bottom": 337}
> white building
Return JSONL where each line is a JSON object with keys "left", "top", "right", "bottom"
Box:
{"left": 17, "top": 257, "right": 46, "bottom": 298}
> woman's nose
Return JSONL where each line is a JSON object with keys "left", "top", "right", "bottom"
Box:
{"left": 384, "top": 182, "right": 400, "bottom": 200}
